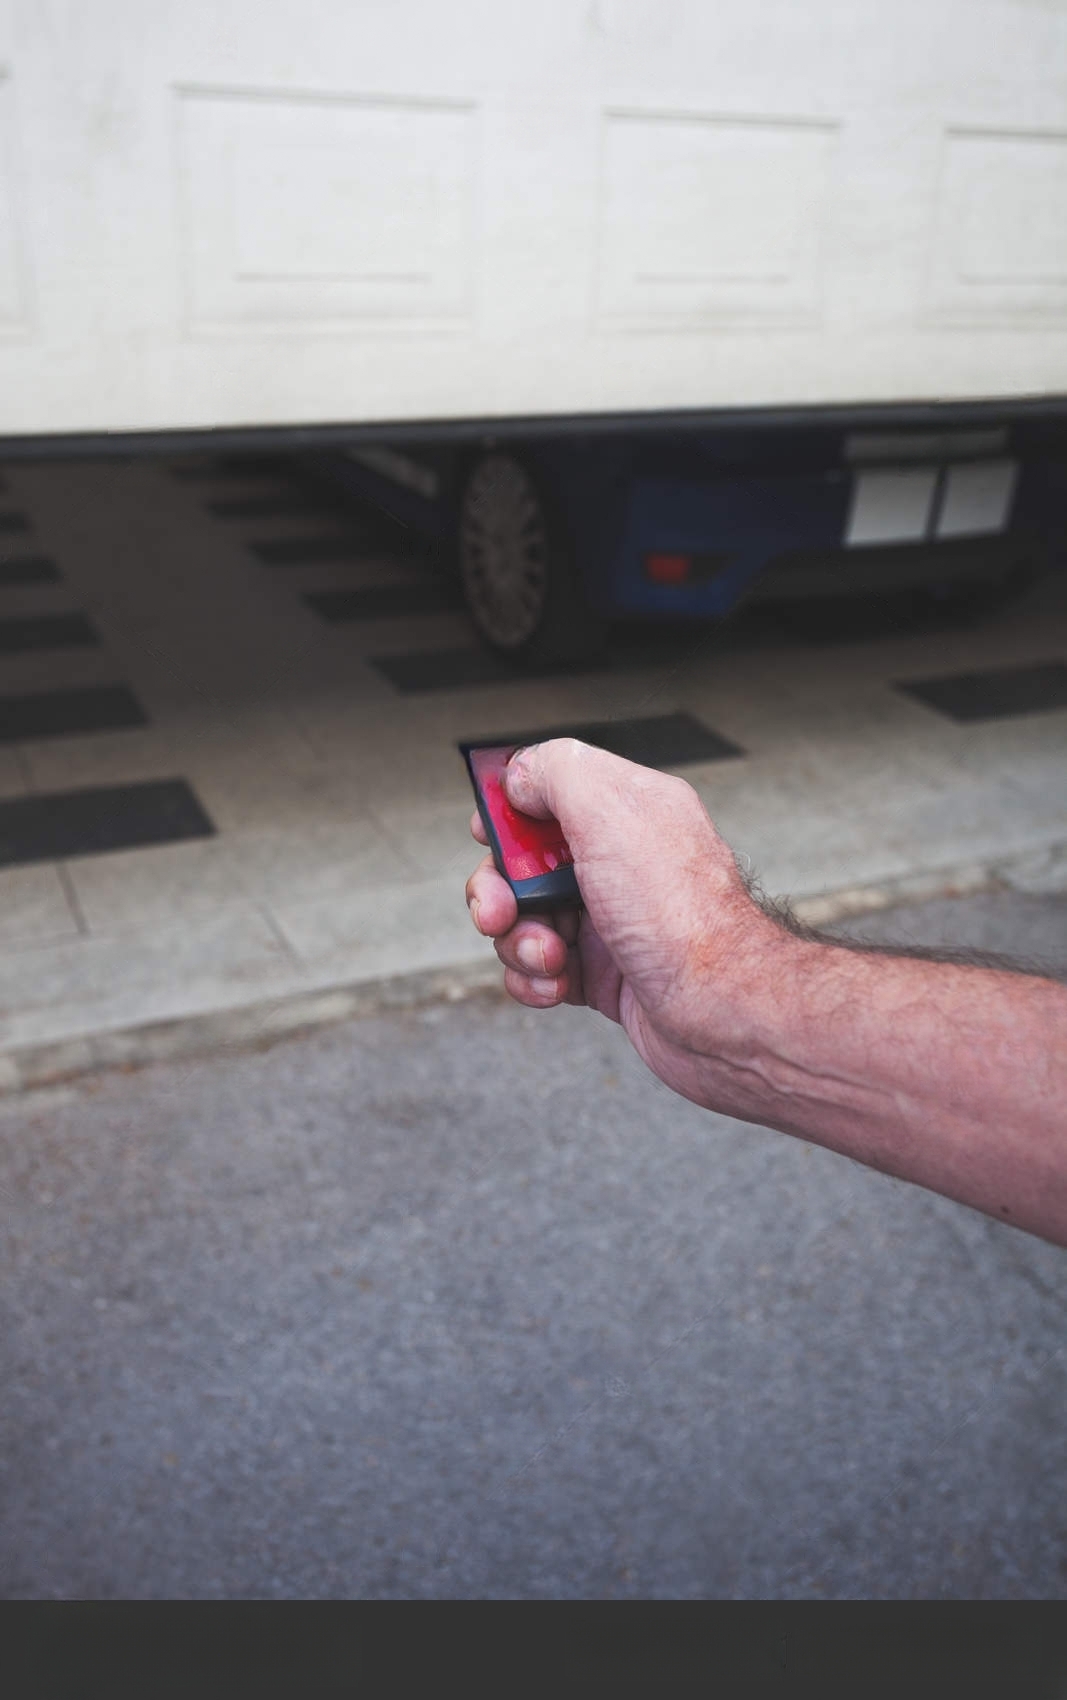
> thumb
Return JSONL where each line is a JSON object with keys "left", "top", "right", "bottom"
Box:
{"left": 502, "top": 737, "right": 600, "bottom": 823}
{"left": 503, "top": 738, "right": 638, "bottom": 853}
{"left": 501, "top": 741, "right": 567, "bottom": 820}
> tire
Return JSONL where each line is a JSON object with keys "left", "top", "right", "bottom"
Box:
{"left": 457, "top": 451, "right": 602, "bottom": 665}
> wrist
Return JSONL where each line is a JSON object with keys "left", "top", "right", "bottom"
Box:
{"left": 711, "top": 922, "right": 915, "bottom": 1145}
{"left": 682, "top": 915, "right": 888, "bottom": 1135}
{"left": 676, "top": 896, "right": 810, "bottom": 1060}
{"left": 719, "top": 916, "right": 818, "bottom": 1060}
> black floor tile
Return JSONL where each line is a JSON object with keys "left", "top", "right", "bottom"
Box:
{"left": 0, "top": 511, "right": 29, "bottom": 534}
{"left": 895, "top": 660, "right": 1067, "bottom": 722}
{"left": 460, "top": 712, "right": 742, "bottom": 770}
{"left": 371, "top": 645, "right": 616, "bottom": 693}
{"left": 0, "top": 685, "right": 148, "bottom": 743}
{"left": 369, "top": 625, "right": 729, "bottom": 694}
{"left": 207, "top": 492, "right": 332, "bottom": 520}
{"left": 0, "top": 613, "right": 99, "bottom": 653}
{"left": 0, "top": 556, "right": 61, "bottom": 586}
{"left": 0, "top": 778, "right": 215, "bottom": 866}
{"left": 251, "top": 535, "right": 374, "bottom": 566}
{"left": 171, "top": 455, "right": 294, "bottom": 482}
{"left": 304, "top": 582, "right": 462, "bottom": 621}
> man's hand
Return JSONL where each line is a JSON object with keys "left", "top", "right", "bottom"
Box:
{"left": 465, "top": 739, "right": 1067, "bottom": 1245}
{"left": 465, "top": 739, "right": 789, "bottom": 1115}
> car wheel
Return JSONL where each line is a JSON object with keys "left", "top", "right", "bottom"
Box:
{"left": 458, "top": 452, "right": 601, "bottom": 664}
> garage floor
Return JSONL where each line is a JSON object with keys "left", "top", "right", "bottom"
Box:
{"left": 0, "top": 452, "right": 1064, "bottom": 1074}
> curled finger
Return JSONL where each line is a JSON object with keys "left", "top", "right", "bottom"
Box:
{"left": 465, "top": 853, "right": 517, "bottom": 938}
{"left": 501, "top": 964, "right": 569, "bottom": 1008}
{"left": 492, "top": 918, "right": 569, "bottom": 979}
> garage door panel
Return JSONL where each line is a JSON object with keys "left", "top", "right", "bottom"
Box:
{"left": 178, "top": 86, "right": 478, "bottom": 332}
{"left": 595, "top": 109, "right": 838, "bottom": 326}
{"left": 926, "top": 126, "right": 1067, "bottom": 323}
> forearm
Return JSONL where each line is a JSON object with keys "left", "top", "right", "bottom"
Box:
{"left": 711, "top": 934, "right": 1067, "bottom": 1244}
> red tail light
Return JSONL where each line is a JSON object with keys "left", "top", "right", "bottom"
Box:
{"left": 645, "top": 552, "right": 691, "bottom": 584}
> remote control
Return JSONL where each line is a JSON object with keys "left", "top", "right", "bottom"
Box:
{"left": 460, "top": 742, "right": 581, "bottom": 914}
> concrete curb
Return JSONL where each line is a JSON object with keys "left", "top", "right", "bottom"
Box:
{"left": 791, "top": 861, "right": 1002, "bottom": 927}
{"left": 790, "top": 839, "right": 1067, "bottom": 926}
{"left": 2, "top": 840, "right": 1064, "bottom": 1096}
{"left": 0, "top": 958, "right": 505, "bottom": 1097}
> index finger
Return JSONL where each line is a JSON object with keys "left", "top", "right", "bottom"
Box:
{"left": 465, "top": 852, "right": 517, "bottom": 937}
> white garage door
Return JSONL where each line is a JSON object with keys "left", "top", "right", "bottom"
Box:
{"left": 1, "top": 0, "right": 1066, "bottom": 436}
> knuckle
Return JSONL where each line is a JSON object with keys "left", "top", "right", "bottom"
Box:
{"left": 664, "top": 770, "right": 696, "bottom": 803}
